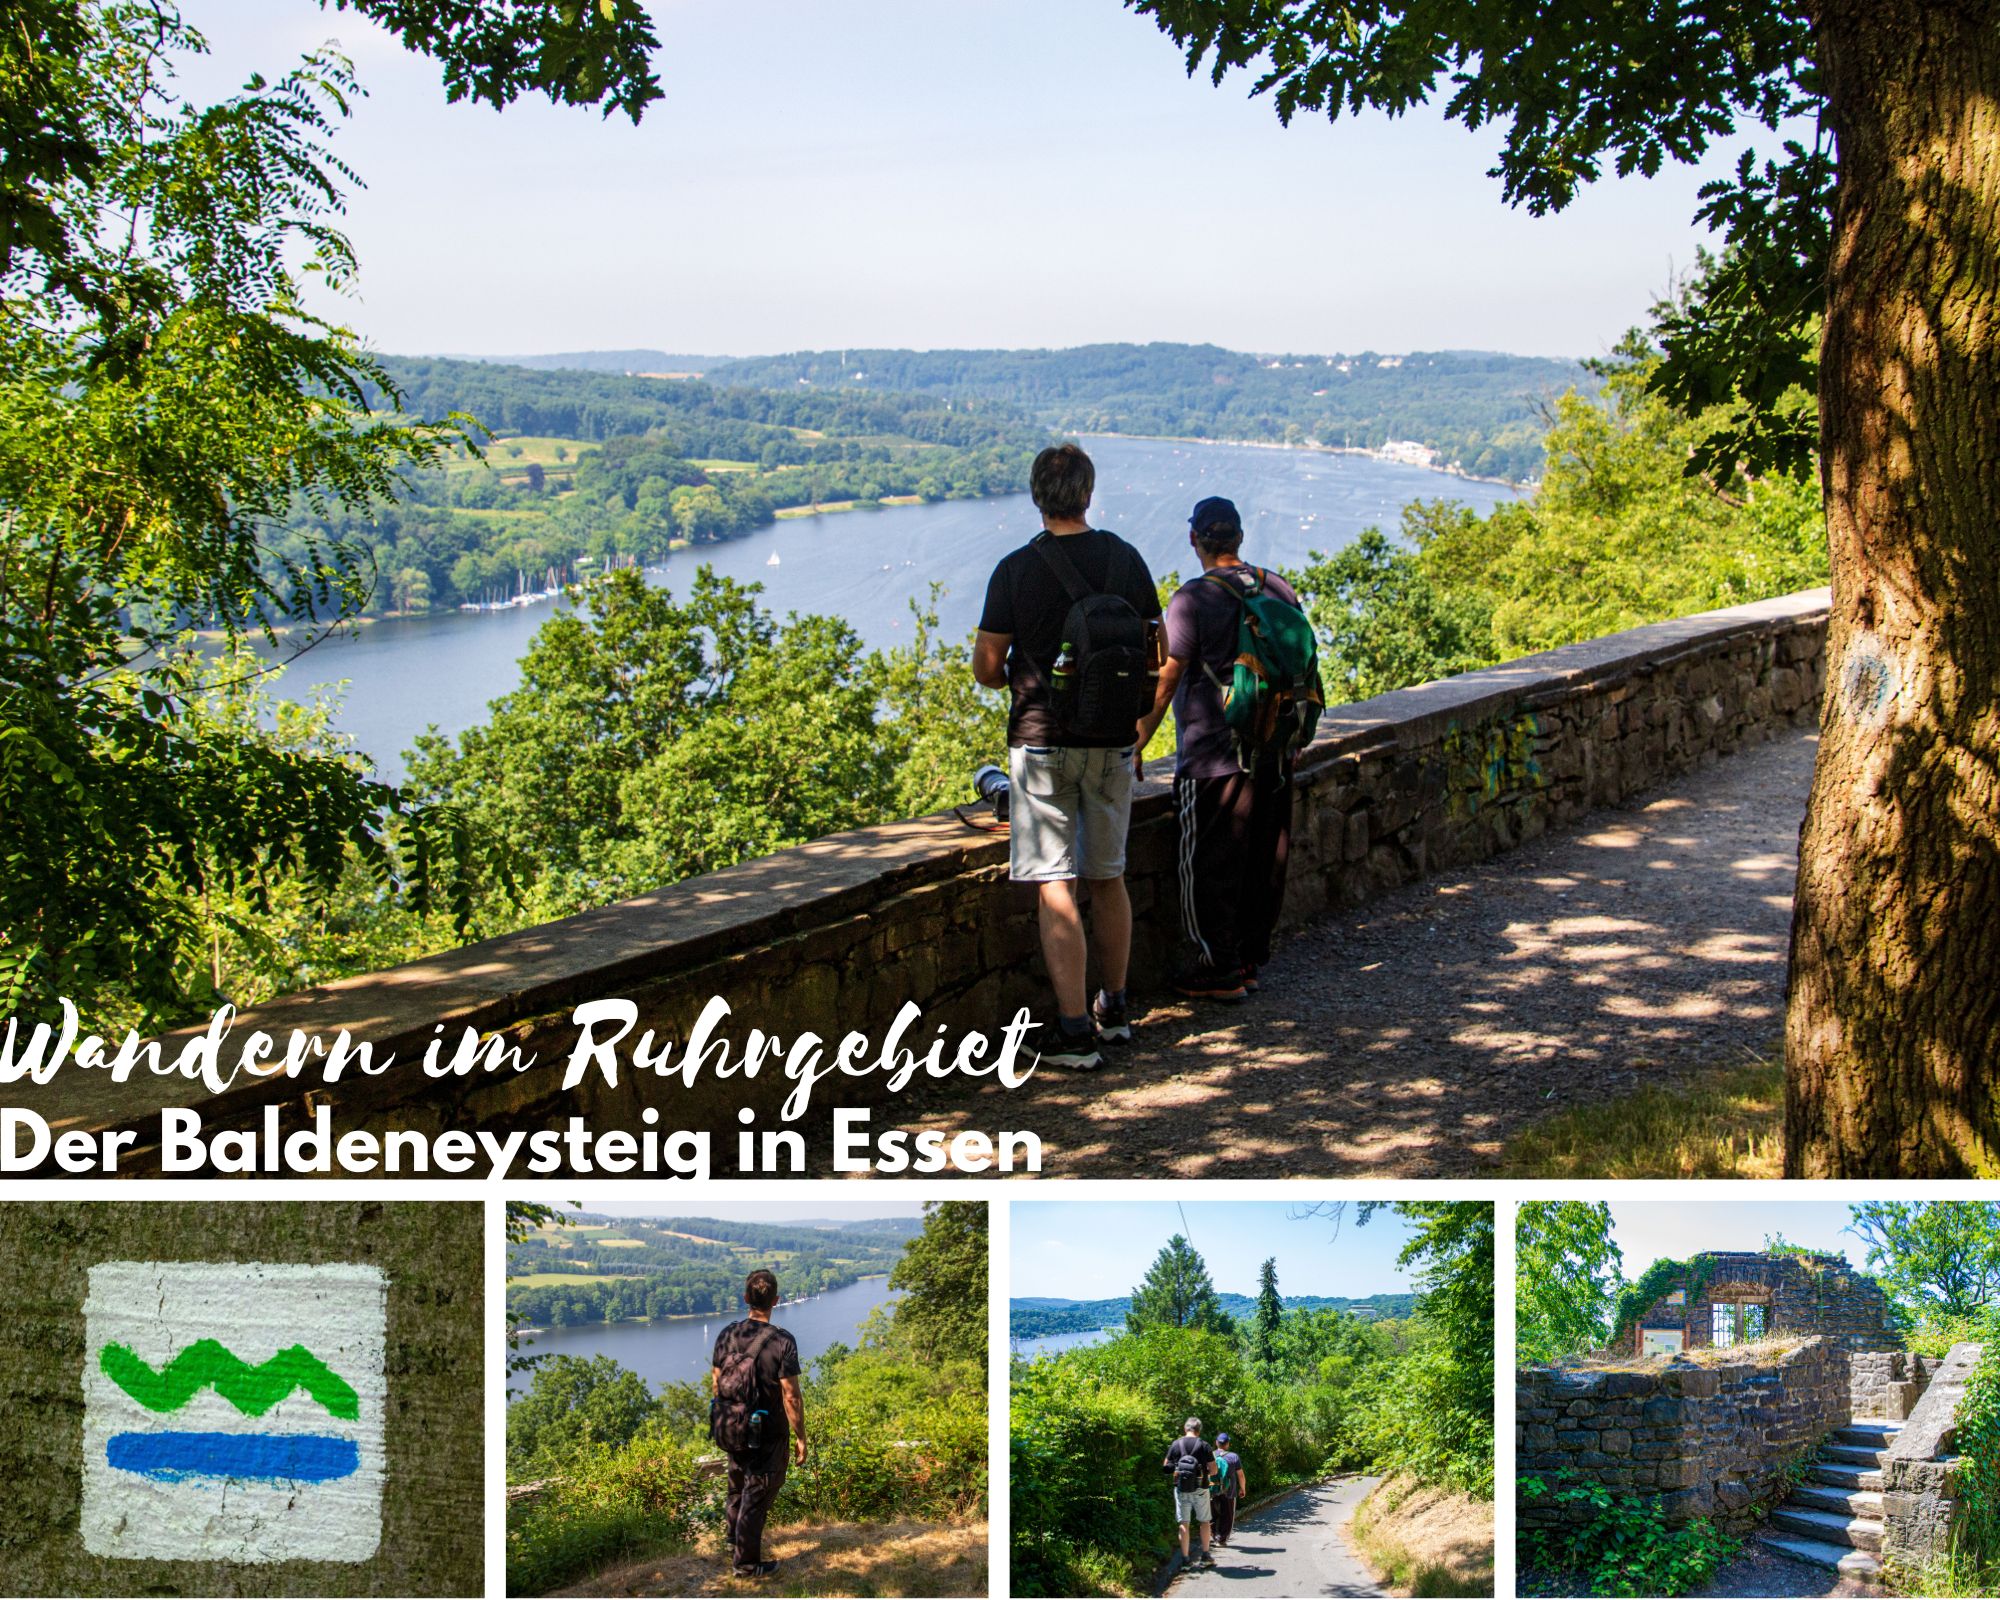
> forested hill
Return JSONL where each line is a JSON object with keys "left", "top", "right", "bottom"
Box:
{"left": 457, "top": 349, "right": 723, "bottom": 375}
{"left": 1011, "top": 1290, "right": 1417, "bottom": 1337}
{"left": 701, "top": 342, "right": 1588, "bottom": 481}
{"left": 508, "top": 1212, "right": 923, "bottom": 1327}
{"left": 371, "top": 354, "right": 1039, "bottom": 447}
{"left": 272, "top": 358, "right": 1047, "bottom": 618}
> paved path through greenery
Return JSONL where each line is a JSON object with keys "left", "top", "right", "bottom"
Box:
{"left": 1166, "top": 1476, "right": 1384, "bottom": 1599}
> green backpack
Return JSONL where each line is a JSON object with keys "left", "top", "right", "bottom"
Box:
{"left": 1200, "top": 568, "right": 1324, "bottom": 765}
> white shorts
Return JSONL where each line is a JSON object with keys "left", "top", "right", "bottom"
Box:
{"left": 1008, "top": 744, "right": 1135, "bottom": 882}
{"left": 1174, "top": 1486, "right": 1213, "bottom": 1524}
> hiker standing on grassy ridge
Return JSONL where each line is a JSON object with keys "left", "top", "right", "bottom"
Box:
{"left": 709, "top": 1269, "right": 807, "bottom": 1579}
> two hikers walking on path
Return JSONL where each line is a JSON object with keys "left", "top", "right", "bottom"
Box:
{"left": 1164, "top": 1418, "right": 1247, "bottom": 1567}
{"left": 975, "top": 443, "right": 1323, "bottom": 1069}
{"left": 709, "top": 1269, "right": 808, "bottom": 1579}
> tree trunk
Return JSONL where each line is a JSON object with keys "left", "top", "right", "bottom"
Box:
{"left": 1787, "top": 1, "right": 2000, "bottom": 1174}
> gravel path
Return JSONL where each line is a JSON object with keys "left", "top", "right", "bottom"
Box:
{"left": 1166, "top": 1477, "right": 1385, "bottom": 1600}
{"left": 897, "top": 728, "right": 1818, "bottom": 1177}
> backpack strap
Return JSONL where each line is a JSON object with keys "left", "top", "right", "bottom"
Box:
{"left": 1032, "top": 529, "right": 1100, "bottom": 605}
{"left": 733, "top": 1319, "right": 781, "bottom": 1381}
{"left": 1198, "top": 565, "right": 1265, "bottom": 605}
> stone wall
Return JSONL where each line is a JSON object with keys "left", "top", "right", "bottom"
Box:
{"left": 1519, "top": 1338, "right": 1852, "bottom": 1537}
{"left": 1882, "top": 1342, "right": 1984, "bottom": 1570}
{"left": 1628, "top": 1251, "right": 1900, "bottom": 1357}
{"left": 23, "top": 589, "right": 1830, "bottom": 1175}
{"left": 1851, "top": 1350, "right": 1944, "bottom": 1422}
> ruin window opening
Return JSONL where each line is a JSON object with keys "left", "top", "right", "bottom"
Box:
{"left": 1712, "top": 1301, "right": 1767, "bottom": 1347}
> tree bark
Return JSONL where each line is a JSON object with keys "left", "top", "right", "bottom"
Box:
{"left": 1787, "top": 1, "right": 2000, "bottom": 1174}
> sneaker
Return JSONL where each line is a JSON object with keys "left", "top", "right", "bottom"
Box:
{"left": 1238, "top": 964, "right": 1262, "bottom": 994}
{"left": 1037, "top": 1023, "right": 1103, "bottom": 1071}
{"left": 1172, "top": 965, "right": 1249, "bottom": 1003}
{"left": 1091, "top": 990, "right": 1132, "bottom": 1045}
{"left": 733, "top": 1560, "right": 779, "bottom": 1578}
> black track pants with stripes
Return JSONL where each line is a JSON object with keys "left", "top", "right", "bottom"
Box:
{"left": 1173, "top": 757, "right": 1293, "bottom": 974}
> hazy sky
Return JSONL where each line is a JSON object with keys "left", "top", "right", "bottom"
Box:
{"left": 174, "top": 0, "right": 1777, "bottom": 360}
{"left": 1012, "top": 1200, "right": 1423, "bottom": 1300}
{"left": 1610, "top": 1203, "right": 1865, "bottom": 1280}
{"left": 572, "top": 1201, "right": 924, "bottom": 1223}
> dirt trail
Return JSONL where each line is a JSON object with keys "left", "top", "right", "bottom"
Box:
{"left": 896, "top": 727, "right": 1817, "bottom": 1178}
{"left": 554, "top": 1517, "right": 986, "bottom": 1598}
{"left": 1167, "top": 1477, "right": 1385, "bottom": 1599}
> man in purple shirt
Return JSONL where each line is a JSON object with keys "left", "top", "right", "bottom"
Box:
{"left": 1136, "top": 497, "right": 1301, "bottom": 1001}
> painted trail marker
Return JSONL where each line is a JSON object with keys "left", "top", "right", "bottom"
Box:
{"left": 82, "top": 1261, "right": 387, "bottom": 1563}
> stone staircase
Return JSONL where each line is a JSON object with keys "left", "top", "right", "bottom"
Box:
{"left": 1757, "top": 1419, "right": 1899, "bottom": 1580}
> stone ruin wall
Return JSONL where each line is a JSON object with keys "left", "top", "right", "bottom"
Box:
{"left": 1519, "top": 1337, "right": 1852, "bottom": 1537}
{"left": 1881, "top": 1342, "right": 1985, "bottom": 1571}
{"left": 1628, "top": 1251, "right": 1901, "bottom": 1360}
{"left": 1850, "top": 1350, "right": 1945, "bottom": 1422}
{"left": 60, "top": 591, "right": 1831, "bottom": 1172}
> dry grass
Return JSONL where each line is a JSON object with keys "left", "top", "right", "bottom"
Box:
{"left": 1348, "top": 1474, "right": 1493, "bottom": 1599}
{"left": 552, "top": 1518, "right": 986, "bottom": 1599}
{"left": 1559, "top": 1335, "right": 1817, "bottom": 1374}
{"left": 1495, "top": 1054, "right": 1784, "bottom": 1178}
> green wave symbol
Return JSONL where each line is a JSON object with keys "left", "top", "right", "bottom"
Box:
{"left": 98, "top": 1340, "right": 360, "bottom": 1420}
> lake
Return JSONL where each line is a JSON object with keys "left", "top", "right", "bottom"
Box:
{"left": 271, "top": 437, "right": 1517, "bottom": 779}
{"left": 513, "top": 1275, "right": 903, "bottom": 1393}
{"left": 1010, "top": 1327, "right": 1119, "bottom": 1359}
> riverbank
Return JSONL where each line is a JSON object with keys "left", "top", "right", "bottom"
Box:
{"left": 252, "top": 435, "right": 1522, "bottom": 778}
{"left": 1080, "top": 429, "right": 1526, "bottom": 490}
{"left": 507, "top": 1271, "right": 893, "bottom": 1333}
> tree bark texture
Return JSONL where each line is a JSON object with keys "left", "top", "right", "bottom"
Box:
{"left": 0, "top": 1202, "right": 484, "bottom": 1596}
{"left": 1788, "top": 0, "right": 2000, "bottom": 1174}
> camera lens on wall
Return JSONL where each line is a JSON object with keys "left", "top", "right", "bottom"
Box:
{"left": 973, "top": 764, "right": 1011, "bottom": 824}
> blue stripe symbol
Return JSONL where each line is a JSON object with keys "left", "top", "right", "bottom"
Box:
{"left": 107, "top": 1431, "right": 359, "bottom": 1483}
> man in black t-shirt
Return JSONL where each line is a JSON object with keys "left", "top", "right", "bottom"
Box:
{"left": 1162, "top": 1416, "right": 1216, "bottom": 1568}
{"left": 709, "top": 1269, "right": 805, "bottom": 1578}
{"left": 973, "top": 443, "right": 1160, "bottom": 1071}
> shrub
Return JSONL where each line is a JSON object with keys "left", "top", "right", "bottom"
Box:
{"left": 1952, "top": 1313, "right": 2000, "bottom": 1567}
{"left": 1518, "top": 1473, "right": 1737, "bottom": 1597}
{"left": 506, "top": 1430, "right": 719, "bottom": 1595}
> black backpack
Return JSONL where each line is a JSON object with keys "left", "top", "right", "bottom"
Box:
{"left": 1171, "top": 1439, "right": 1207, "bottom": 1490}
{"left": 709, "top": 1323, "right": 779, "bottom": 1455}
{"left": 1030, "top": 532, "right": 1155, "bottom": 744}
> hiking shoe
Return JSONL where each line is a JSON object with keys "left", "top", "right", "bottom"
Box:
{"left": 1238, "top": 964, "right": 1262, "bottom": 994}
{"left": 1037, "top": 1024, "right": 1103, "bottom": 1071}
{"left": 1172, "top": 965, "right": 1249, "bottom": 1003}
{"left": 1091, "top": 990, "right": 1133, "bottom": 1044}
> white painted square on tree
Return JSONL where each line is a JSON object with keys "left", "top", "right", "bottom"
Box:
{"left": 81, "top": 1261, "right": 387, "bottom": 1563}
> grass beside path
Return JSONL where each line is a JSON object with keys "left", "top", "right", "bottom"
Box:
{"left": 555, "top": 1518, "right": 987, "bottom": 1598}
{"left": 1494, "top": 1053, "right": 1785, "bottom": 1179}
{"left": 1349, "top": 1474, "right": 1494, "bottom": 1598}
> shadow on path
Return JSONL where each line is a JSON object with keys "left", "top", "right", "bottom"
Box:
{"left": 898, "top": 728, "right": 1818, "bottom": 1177}
{"left": 1167, "top": 1476, "right": 1384, "bottom": 1598}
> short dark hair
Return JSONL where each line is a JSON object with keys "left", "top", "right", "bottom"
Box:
{"left": 745, "top": 1269, "right": 778, "bottom": 1310}
{"left": 1193, "top": 525, "right": 1243, "bottom": 557}
{"left": 1030, "top": 443, "right": 1095, "bottom": 520}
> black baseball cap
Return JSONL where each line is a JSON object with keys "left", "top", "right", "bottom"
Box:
{"left": 1190, "top": 496, "right": 1242, "bottom": 536}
